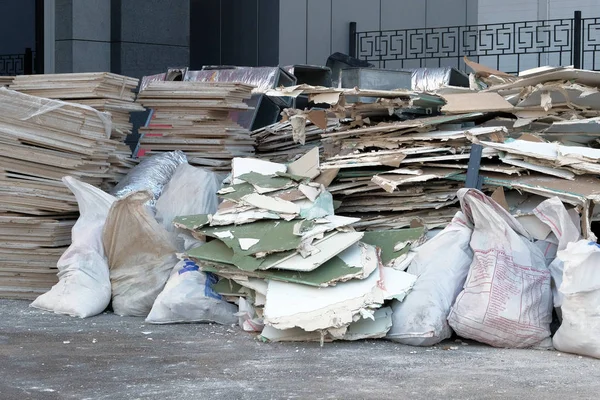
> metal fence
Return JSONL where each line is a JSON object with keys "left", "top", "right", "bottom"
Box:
{"left": 351, "top": 11, "right": 600, "bottom": 74}
{"left": 0, "top": 48, "right": 34, "bottom": 76}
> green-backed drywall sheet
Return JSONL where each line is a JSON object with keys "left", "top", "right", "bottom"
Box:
{"left": 238, "top": 172, "right": 294, "bottom": 190}
{"left": 212, "top": 278, "right": 244, "bottom": 296}
{"left": 361, "top": 227, "right": 425, "bottom": 265}
{"left": 173, "top": 214, "right": 210, "bottom": 230}
{"left": 199, "top": 219, "right": 314, "bottom": 256}
{"left": 188, "top": 237, "right": 295, "bottom": 271}
{"left": 191, "top": 241, "right": 364, "bottom": 286}
{"left": 276, "top": 171, "right": 307, "bottom": 182}
{"left": 202, "top": 256, "right": 362, "bottom": 287}
{"left": 219, "top": 182, "right": 257, "bottom": 201}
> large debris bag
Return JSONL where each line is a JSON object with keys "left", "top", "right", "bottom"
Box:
{"left": 155, "top": 163, "right": 221, "bottom": 250}
{"left": 387, "top": 211, "right": 473, "bottom": 346}
{"left": 553, "top": 241, "right": 600, "bottom": 359}
{"left": 533, "top": 197, "right": 581, "bottom": 309}
{"left": 146, "top": 259, "right": 237, "bottom": 325}
{"left": 111, "top": 150, "right": 187, "bottom": 204}
{"left": 447, "top": 189, "right": 553, "bottom": 348}
{"left": 31, "top": 177, "right": 115, "bottom": 318}
{"left": 103, "top": 191, "right": 178, "bottom": 317}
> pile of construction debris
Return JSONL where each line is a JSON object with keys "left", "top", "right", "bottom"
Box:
{"left": 174, "top": 153, "right": 424, "bottom": 341}
{"left": 2, "top": 60, "right": 600, "bottom": 360}
{"left": 249, "top": 63, "right": 600, "bottom": 235}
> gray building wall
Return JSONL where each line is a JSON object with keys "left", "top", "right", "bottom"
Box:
{"left": 112, "top": 0, "right": 190, "bottom": 78}
{"left": 54, "top": 0, "right": 189, "bottom": 78}
{"left": 55, "top": 0, "right": 111, "bottom": 73}
{"left": 278, "top": 0, "right": 478, "bottom": 66}
{"left": 44, "top": 0, "right": 596, "bottom": 77}
{"left": 189, "top": 0, "right": 279, "bottom": 69}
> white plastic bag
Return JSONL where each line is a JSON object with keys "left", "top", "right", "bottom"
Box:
{"left": 553, "top": 241, "right": 600, "bottom": 359}
{"left": 387, "top": 211, "right": 473, "bottom": 346}
{"left": 155, "top": 163, "right": 221, "bottom": 232}
{"left": 146, "top": 259, "right": 238, "bottom": 325}
{"left": 103, "top": 191, "right": 178, "bottom": 317}
{"left": 155, "top": 163, "right": 221, "bottom": 251}
{"left": 237, "top": 297, "right": 265, "bottom": 332}
{"left": 31, "top": 177, "right": 115, "bottom": 318}
{"left": 533, "top": 197, "right": 581, "bottom": 309}
{"left": 447, "top": 189, "right": 553, "bottom": 348}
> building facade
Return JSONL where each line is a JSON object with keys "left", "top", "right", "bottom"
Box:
{"left": 1, "top": 0, "right": 598, "bottom": 78}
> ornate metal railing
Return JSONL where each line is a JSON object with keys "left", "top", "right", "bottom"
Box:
{"left": 0, "top": 49, "right": 35, "bottom": 76}
{"left": 352, "top": 11, "right": 600, "bottom": 74}
{"left": 582, "top": 16, "right": 600, "bottom": 71}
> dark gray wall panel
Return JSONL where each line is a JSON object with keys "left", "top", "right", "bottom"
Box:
{"left": 279, "top": 0, "right": 307, "bottom": 65}
{"left": 119, "top": 0, "right": 189, "bottom": 46}
{"left": 331, "top": 0, "right": 380, "bottom": 58}
{"left": 72, "top": 41, "right": 111, "bottom": 72}
{"left": 306, "top": 0, "right": 332, "bottom": 65}
{"left": 426, "top": 0, "right": 467, "bottom": 27}
{"left": 381, "top": 0, "right": 425, "bottom": 30}
{"left": 0, "top": 0, "right": 35, "bottom": 54}
{"left": 55, "top": 0, "right": 73, "bottom": 41}
{"left": 190, "top": 0, "right": 221, "bottom": 68}
{"left": 258, "top": 0, "right": 279, "bottom": 66}
{"left": 119, "top": 43, "right": 190, "bottom": 78}
{"left": 54, "top": 40, "right": 73, "bottom": 72}
{"left": 72, "top": 0, "right": 111, "bottom": 41}
{"left": 221, "top": 0, "right": 258, "bottom": 66}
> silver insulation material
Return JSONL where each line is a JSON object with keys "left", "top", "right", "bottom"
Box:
{"left": 111, "top": 151, "right": 188, "bottom": 204}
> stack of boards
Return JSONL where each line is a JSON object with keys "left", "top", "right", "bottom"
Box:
{"left": 10, "top": 72, "right": 143, "bottom": 184}
{"left": 0, "top": 215, "right": 74, "bottom": 299}
{"left": 0, "top": 72, "right": 140, "bottom": 299}
{"left": 137, "top": 81, "right": 255, "bottom": 171}
{"left": 0, "top": 77, "right": 13, "bottom": 87}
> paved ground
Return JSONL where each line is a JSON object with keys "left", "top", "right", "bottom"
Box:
{"left": 1, "top": 300, "right": 599, "bottom": 400}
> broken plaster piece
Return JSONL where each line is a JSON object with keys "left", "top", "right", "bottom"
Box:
{"left": 300, "top": 191, "right": 335, "bottom": 220}
{"left": 214, "top": 230, "right": 234, "bottom": 239}
{"left": 263, "top": 265, "right": 384, "bottom": 331}
{"left": 238, "top": 238, "right": 260, "bottom": 251}
{"left": 242, "top": 193, "right": 300, "bottom": 215}
{"left": 232, "top": 158, "right": 286, "bottom": 184}
{"left": 290, "top": 114, "right": 307, "bottom": 145}
{"left": 288, "top": 147, "right": 320, "bottom": 179}
{"left": 299, "top": 184, "right": 321, "bottom": 202}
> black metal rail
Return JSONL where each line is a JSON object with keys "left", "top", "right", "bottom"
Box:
{"left": 351, "top": 10, "right": 600, "bottom": 73}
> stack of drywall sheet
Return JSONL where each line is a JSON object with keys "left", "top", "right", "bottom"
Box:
{"left": 258, "top": 86, "right": 518, "bottom": 228}
{"left": 250, "top": 115, "right": 337, "bottom": 164}
{"left": 174, "top": 151, "right": 424, "bottom": 342}
{"left": 137, "top": 81, "right": 255, "bottom": 171}
{"left": 0, "top": 87, "right": 120, "bottom": 299}
{"left": 10, "top": 72, "right": 139, "bottom": 101}
{"left": 0, "top": 77, "right": 13, "bottom": 87}
{"left": 10, "top": 73, "right": 142, "bottom": 181}
{"left": 261, "top": 72, "right": 600, "bottom": 230}
{"left": 75, "top": 98, "right": 146, "bottom": 141}
{"left": 0, "top": 215, "right": 74, "bottom": 299}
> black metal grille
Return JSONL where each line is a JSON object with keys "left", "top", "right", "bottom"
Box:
{"left": 0, "top": 54, "right": 26, "bottom": 76}
{"left": 0, "top": 49, "right": 35, "bottom": 76}
{"left": 354, "top": 12, "right": 600, "bottom": 73}
{"left": 582, "top": 17, "right": 600, "bottom": 70}
{"left": 356, "top": 19, "right": 574, "bottom": 73}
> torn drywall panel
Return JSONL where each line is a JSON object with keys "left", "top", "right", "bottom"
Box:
{"left": 361, "top": 228, "right": 425, "bottom": 266}
{"left": 263, "top": 266, "right": 384, "bottom": 332}
{"left": 287, "top": 147, "right": 320, "bottom": 179}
